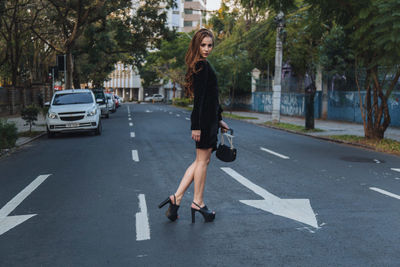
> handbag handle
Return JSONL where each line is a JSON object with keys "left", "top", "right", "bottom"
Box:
{"left": 220, "top": 128, "right": 234, "bottom": 148}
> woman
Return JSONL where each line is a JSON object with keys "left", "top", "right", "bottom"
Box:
{"left": 159, "top": 28, "right": 229, "bottom": 223}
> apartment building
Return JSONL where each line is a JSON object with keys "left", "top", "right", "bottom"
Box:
{"left": 182, "top": 0, "right": 207, "bottom": 32}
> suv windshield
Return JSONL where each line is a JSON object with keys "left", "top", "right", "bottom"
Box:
{"left": 93, "top": 91, "right": 106, "bottom": 101}
{"left": 52, "top": 92, "right": 93, "bottom": 105}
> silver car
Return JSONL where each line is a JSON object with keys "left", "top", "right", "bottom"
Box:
{"left": 106, "top": 93, "right": 116, "bottom": 112}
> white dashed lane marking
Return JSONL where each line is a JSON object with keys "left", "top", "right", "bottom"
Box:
{"left": 131, "top": 132, "right": 135, "bottom": 138}
{"left": 370, "top": 187, "right": 400, "bottom": 200}
{"left": 136, "top": 194, "right": 150, "bottom": 241}
{"left": 132, "top": 150, "right": 139, "bottom": 162}
{"left": 260, "top": 147, "right": 290, "bottom": 159}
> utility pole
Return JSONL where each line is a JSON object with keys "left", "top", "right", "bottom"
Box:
{"left": 272, "top": 11, "right": 285, "bottom": 122}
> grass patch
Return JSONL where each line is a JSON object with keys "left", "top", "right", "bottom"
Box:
{"left": 18, "top": 131, "right": 44, "bottom": 138}
{"left": 222, "top": 112, "right": 258, "bottom": 120}
{"left": 265, "top": 121, "right": 324, "bottom": 133}
{"left": 326, "top": 135, "right": 400, "bottom": 155}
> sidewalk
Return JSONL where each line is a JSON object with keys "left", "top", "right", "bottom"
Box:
{"left": 2, "top": 114, "right": 46, "bottom": 146}
{"left": 230, "top": 111, "right": 400, "bottom": 142}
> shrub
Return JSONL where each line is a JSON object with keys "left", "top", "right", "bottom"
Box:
{"left": 0, "top": 120, "right": 18, "bottom": 149}
{"left": 21, "top": 105, "right": 40, "bottom": 132}
{"left": 174, "top": 98, "right": 193, "bottom": 107}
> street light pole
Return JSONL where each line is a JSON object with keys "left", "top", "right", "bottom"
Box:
{"left": 272, "top": 11, "right": 285, "bottom": 122}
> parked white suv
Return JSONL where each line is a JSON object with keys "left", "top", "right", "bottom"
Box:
{"left": 144, "top": 94, "right": 164, "bottom": 102}
{"left": 46, "top": 89, "right": 102, "bottom": 137}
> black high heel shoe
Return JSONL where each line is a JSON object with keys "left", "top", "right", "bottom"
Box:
{"left": 191, "top": 202, "right": 215, "bottom": 223}
{"left": 158, "top": 195, "right": 180, "bottom": 221}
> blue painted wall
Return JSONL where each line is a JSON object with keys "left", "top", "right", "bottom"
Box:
{"left": 252, "top": 91, "right": 321, "bottom": 118}
{"left": 252, "top": 91, "right": 400, "bottom": 127}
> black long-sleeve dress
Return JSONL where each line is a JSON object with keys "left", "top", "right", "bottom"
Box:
{"left": 190, "top": 60, "right": 223, "bottom": 151}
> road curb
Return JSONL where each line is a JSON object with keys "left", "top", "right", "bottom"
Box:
{"left": 16, "top": 132, "right": 46, "bottom": 147}
{"left": 230, "top": 117, "right": 397, "bottom": 156}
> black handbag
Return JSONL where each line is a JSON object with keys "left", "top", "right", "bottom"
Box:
{"left": 216, "top": 129, "right": 237, "bottom": 162}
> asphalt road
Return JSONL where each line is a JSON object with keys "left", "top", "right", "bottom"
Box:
{"left": 0, "top": 103, "right": 399, "bottom": 266}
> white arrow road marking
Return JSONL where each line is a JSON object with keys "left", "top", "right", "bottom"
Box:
{"left": 370, "top": 187, "right": 400, "bottom": 200}
{"left": 0, "top": 174, "right": 51, "bottom": 236}
{"left": 391, "top": 168, "right": 400, "bottom": 173}
{"left": 132, "top": 150, "right": 139, "bottom": 162}
{"left": 130, "top": 132, "right": 135, "bottom": 138}
{"left": 136, "top": 194, "right": 150, "bottom": 241}
{"left": 260, "top": 147, "right": 290, "bottom": 159}
{"left": 129, "top": 122, "right": 133, "bottom": 127}
{"left": 221, "top": 168, "right": 318, "bottom": 228}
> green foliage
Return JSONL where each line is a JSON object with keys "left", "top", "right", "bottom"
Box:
{"left": 140, "top": 32, "right": 190, "bottom": 91}
{"left": 208, "top": 19, "right": 253, "bottom": 99}
{"left": 0, "top": 119, "right": 18, "bottom": 149}
{"left": 173, "top": 98, "right": 193, "bottom": 107}
{"left": 21, "top": 105, "right": 39, "bottom": 133}
{"left": 318, "top": 25, "right": 353, "bottom": 75}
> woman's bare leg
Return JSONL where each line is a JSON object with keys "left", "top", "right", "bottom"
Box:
{"left": 174, "top": 161, "right": 196, "bottom": 205}
{"left": 192, "top": 148, "right": 212, "bottom": 208}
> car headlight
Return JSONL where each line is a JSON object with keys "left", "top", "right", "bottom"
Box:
{"left": 87, "top": 107, "right": 97, "bottom": 116}
{"left": 48, "top": 112, "right": 58, "bottom": 119}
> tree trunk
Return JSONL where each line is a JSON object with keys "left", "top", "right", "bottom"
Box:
{"left": 361, "top": 66, "right": 398, "bottom": 140}
{"left": 65, "top": 51, "right": 74, "bottom": 89}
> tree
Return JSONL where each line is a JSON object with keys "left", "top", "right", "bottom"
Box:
{"left": 0, "top": 0, "right": 36, "bottom": 86}
{"left": 308, "top": 0, "right": 400, "bottom": 139}
{"left": 140, "top": 32, "right": 190, "bottom": 98}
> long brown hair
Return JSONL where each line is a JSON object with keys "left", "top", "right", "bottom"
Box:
{"left": 185, "top": 28, "right": 215, "bottom": 97}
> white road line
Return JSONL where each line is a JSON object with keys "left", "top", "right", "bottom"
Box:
{"left": 136, "top": 194, "right": 150, "bottom": 241}
{"left": 176, "top": 114, "right": 180, "bottom": 117}
{"left": 260, "top": 147, "right": 290, "bottom": 159}
{"left": 128, "top": 118, "right": 132, "bottom": 121}
{"left": 221, "top": 168, "right": 318, "bottom": 228}
{"left": 391, "top": 168, "right": 400, "bottom": 173}
{"left": 185, "top": 118, "right": 190, "bottom": 121}
{"left": 0, "top": 175, "right": 51, "bottom": 218}
{"left": 0, "top": 174, "right": 51, "bottom": 236}
{"left": 132, "top": 150, "right": 139, "bottom": 162}
{"left": 130, "top": 132, "right": 135, "bottom": 138}
{"left": 169, "top": 112, "right": 172, "bottom": 115}
{"left": 370, "top": 187, "right": 400, "bottom": 200}
{"left": 129, "top": 122, "right": 133, "bottom": 127}
{"left": 127, "top": 106, "right": 130, "bottom": 113}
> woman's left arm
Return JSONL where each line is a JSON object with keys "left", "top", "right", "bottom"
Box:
{"left": 218, "top": 105, "right": 229, "bottom": 132}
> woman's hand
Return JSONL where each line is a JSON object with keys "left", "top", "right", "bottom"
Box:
{"left": 192, "top": 130, "right": 201, "bottom": 142}
{"left": 219, "top": 120, "right": 229, "bottom": 133}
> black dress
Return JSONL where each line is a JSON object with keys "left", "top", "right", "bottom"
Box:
{"left": 190, "top": 60, "right": 223, "bottom": 151}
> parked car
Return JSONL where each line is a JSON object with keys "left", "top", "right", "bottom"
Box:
{"left": 105, "top": 93, "right": 116, "bottom": 112}
{"left": 92, "top": 89, "right": 109, "bottom": 118}
{"left": 114, "top": 95, "right": 123, "bottom": 106}
{"left": 144, "top": 94, "right": 164, "bottom": 102}
{"left": 46, "top": 89, "right": 101, "bottom": 137}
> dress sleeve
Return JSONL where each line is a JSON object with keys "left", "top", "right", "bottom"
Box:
{"left": 218, "top": 104, "right": 223, "bottom": 122}
{"left": 191, "top": 61, "right": 208, "bottom": 130}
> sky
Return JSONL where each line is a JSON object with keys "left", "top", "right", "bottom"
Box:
{"left": 206, "top": 0, "right": 222, "bottom": 11}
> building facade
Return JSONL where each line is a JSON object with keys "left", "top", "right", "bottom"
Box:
{"left": 103, "top": 63, "right": 143, "bottom": 101}
{"left": 182, "top": 0, "right": 207, "bottom": 32}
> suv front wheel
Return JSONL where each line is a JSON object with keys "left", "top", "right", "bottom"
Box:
{"left": 95, "top": 120, "right": 102, "bottom": 135}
